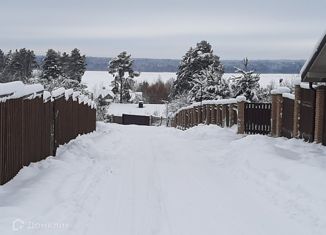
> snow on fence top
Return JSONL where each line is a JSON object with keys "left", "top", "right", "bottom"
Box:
{"left": 0, "top": 82, "right": 96, "bottom": 108}
{"left": 43, "top": 91, "right": 51, "bottom": 102}
{"left": 73, "top": 91, "right": 80, "bottom": 101}
{"left": 271, "top": 87, "right": 291, "bottom": 95}
{"left": 300, "top": 82, "right": 318, "bottom": 90}
{"left": 282, "top": 93, "right": 295, "bottom": 100}
{"left": 0, "top": 81, "right": 25, "bottom": 99}
{"left": 13, "top": 84, "right": 44, "bottom": 99}
{"left": 52, "top": 87, "right": 65, "bottom": 99}
{"left": 0, "top": 82, "right": 44, "bottom": 101}
{"left": 65, "top": 89, "right": 74, "bottom": 100}
{"left": 175, "top": 96, "right": 247, "bottom": 115}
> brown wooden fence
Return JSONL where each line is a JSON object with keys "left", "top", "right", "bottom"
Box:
{"left": 0, "top": 95, "right": 96, "bottom": 185}
{"left": 244, "top": 103, "right": 271, "bottom": 135}
{"left": 173, "top": 85, "right": 326, "bottom": 147}
{"left": 281, "top": 97, "right": 294, "bottom": 138}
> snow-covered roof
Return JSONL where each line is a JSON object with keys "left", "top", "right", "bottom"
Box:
{"left": 107, "top": 103, "right": 166, "bottom": 117}
{"left": 301, "top": 32, "right": 326, "bottom": 82}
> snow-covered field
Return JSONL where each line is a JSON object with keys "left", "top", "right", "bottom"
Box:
{"left": 107, "top": 103, "right": 166, "bottom": 117}
{"left": 1, "top": 123, "right": 326, "bottom": 234}
{"left": 82, "top": 71, "right": 300, "bottom": 92}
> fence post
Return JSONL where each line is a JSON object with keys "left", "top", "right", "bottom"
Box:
{"left": 221, "top": 105, "right": 227, "bottom": 127}
{"left": 229, "top": 104, "right": 235, "bottom": 126}
{"left": 293, "top": 85, "right": 301, "bottom": 138}
{"left": 211, "top": 105, "right": 216, "bottom": 124}
{"left": 314, "top": 86, "right": 326, "bottom": 143}
{"left": 197, "top": 106, "right": 201, "bottom": 124}
{"left": 192, "top": 107, "right": 196, "bottom": 126}
{"left": 271, "top": 87, "right": 290, "bottom": 137}
{"left": 271, "top": 94, "right": 282, "bottom": 137}
{"left": 206, "top": 105, "right": 211, "bottom": 125}
{"left": 237, "top": 101, "right": 245, "bottom": 134}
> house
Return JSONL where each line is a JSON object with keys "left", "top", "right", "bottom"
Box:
{"left": 301, "top": 33, "right": 326, "bottom": 82}
{"left": 299, "top": 32, "right": 326, "bottom": 145}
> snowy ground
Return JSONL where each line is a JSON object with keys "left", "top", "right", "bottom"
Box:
{"left": 1, "top": 124, "right": 326, "bottom": 235}
{"left": 82, "top": 71, "right": 300, "bottom": 92}
{"left": 107, "top": 103, "right": 166, "bottom": 117}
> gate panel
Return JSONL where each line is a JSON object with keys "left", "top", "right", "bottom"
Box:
{"left": 244, "top": 103, "right": 271, "bottom": 135}
{"left": 281, "top": 98, "right": 294, "bottom": 138}
{"left": 299, "top": 88, "right": 315, "bottom": 142}
{"left": 122, "top": 114, "right": 150, "bottom": 126}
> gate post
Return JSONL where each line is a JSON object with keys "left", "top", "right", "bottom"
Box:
{"left": 221, "top": 105, "right": 227, "bottom": 127}
{"left": 314, "top": 86, "right": 326, "bottom": 143}
{"left": 237, "top": 101, "right": 245, "bottom": 134}
{"left": 193, "top": 107, "right": 197, "bottom": 126}
{"left": 202, "top": 105, "right": 206, "bottom": 124}
{"left": 271, "top": 87, "right": 290, "bottom": 137}
{"left": 229, "top": 104, "right": 235, "bottom": 126}
{"left": 197, "top": 106, "right": 201, "bottom": 124}
{"left": 211, "top": 105, "right": 217, "bottom": 124}
{"left": 293, "top": 85, "right": 301, "bottom": 138}
{"left": 206, "top": 105, "right": 211, "bottom": 125}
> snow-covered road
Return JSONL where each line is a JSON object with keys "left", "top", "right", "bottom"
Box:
{"left": 1, "top": 123, "right": 326, "bottom": 235}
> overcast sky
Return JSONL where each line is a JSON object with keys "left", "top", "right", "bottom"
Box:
{"left": 1, "top": 0, "right": 325, "bottom": 59}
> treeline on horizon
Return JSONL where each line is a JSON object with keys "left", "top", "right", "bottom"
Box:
{"left": 34, "top": 56, "right": 305, "bottom": 73}
{"left": 7, "top": 52, "right": 302, "bottom": 74}
{"left": 83, "top": 57, "right": 305, "bottom": 74}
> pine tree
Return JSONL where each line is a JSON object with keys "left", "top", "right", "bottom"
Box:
{"left": 230, "top": 58, "right": 260, "bottom": 102}
{"left": 172, "top": 41, "right": 224, "bottom": 98}
{"left": 42, "top": 49, "right": 62, "bottom": 81}
{"left": 68, "top": 48, "right": 86, "bottom": 82}
{"left": 0, "top": 51, "right": 13, "bottom": 82}
{"left": 189, "top": 65, "right": 230, "bottom": 102}
{"left": 0, "top": 49, "right": 5, "bottom": 73}
{"left": 0, "top": 49, "right": 37, "bottom": 82}
{"left": 60, "top": 52, "right": 70, "bottom": 78}
{"left": 108, "top": 51, "right": 139, "bottom": 103}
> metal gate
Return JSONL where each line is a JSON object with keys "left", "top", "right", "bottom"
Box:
{"left": 281, "top": 97, "right": 294, "bottom": 138}
{"left": 122, "top": 114, "right": 150, "bottom": 126}
{"left": 244, "top": 103, "right": 271, "bottom": 135}
{"left": 299, "top": 88, "right": 315, "bottom": 142}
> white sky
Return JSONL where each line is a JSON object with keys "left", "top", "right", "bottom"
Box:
{"left": 0, "top": 0, "right": 325, "bottom": 59}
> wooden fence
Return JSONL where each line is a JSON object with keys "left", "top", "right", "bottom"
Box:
{"left": 0, "top": 93, "right": 96, "bottom": 185}
{"left": 172, "top": 99, "right": 272, "bottom": 136}
{"left": 173, "top": 84, "right": 326, "bottom": 147}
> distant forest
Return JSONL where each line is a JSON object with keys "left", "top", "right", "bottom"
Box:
{"left": 36, "top": 56, "right": 305, "bottom": 74}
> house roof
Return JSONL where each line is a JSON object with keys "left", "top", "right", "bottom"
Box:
{"left": 301, "top": 33, "right": 326, "bottom": 82}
